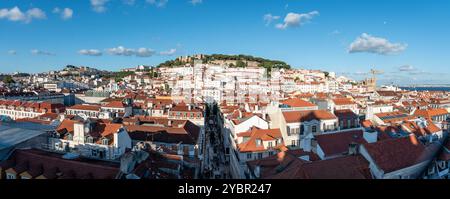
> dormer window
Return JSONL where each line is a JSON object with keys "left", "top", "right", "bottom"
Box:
{"left": 102, "top": 138, "right": 109, "bottom": 145}
{"left": 67, "top": 133, "right": 73, "bottom": 141}
{"left": 86, "top": 136, "right": 94, "bottom": 144}
{"left": 256, "top": 139, "right": 262, "bottom": 146}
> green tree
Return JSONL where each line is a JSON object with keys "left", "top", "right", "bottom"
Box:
{"left": 3, "top": 76, "right": 15, "bottom": 84}
{"left": 236, "top": 60, "right": 246, "bottom": 68}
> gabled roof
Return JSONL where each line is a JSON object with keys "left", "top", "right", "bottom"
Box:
{"left": 67, "top": 104, "right": 101, "bottom": 111}
{"left": 246, "top": 149, "right": 319, "bottom": 178}
{"left": 56, "top": 119, "right": 122, "bottom": 145}
{"left": 0, "top": 149, "right": 119, "bottom": 179}
{"left": 414, "top": 108, "right": 448, "bottom": 119}
{"left": 280, "top": 98, "right": 316, "bottom": 108}
{"left": 316, "top": 130, "right": 367, "bottom": 157}
{"left": 126, "top": 120, "right": 200, "bottom": 145}
{"left": 265, "top": 155, "right": 371, "bottom": 179}
{"left": 102, "top": 101, "right": 126, "bottom": 108}
{"left": 376, "top": 91, "right": 398, "bottom": 97}
{"left": 362, "top": 135, "right": 432, "bottom": 173}
{"left": 401, "top": 120, "right": 441, "bottom": 137}
{"left": 237, "top": 127, "right": 283, "bottom": 153}
{"left": 332, "top": 98, "right": 355, "bottom": 106}
{"left": 283, "top": 110, "right": 337, "bottom": 123}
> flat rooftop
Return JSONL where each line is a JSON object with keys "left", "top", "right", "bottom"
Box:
{"left": 0, "top": 125, "right": 46, "bottom": 150}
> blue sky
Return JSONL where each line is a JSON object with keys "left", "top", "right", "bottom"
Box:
{"left": 1, "top": 0, "right": 449, "bottom": 85}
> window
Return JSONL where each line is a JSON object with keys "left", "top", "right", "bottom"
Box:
{"left": 6, "top": 173, "right": 16, "bottom": 179}
{"left": 258, "top": 153, "right": 263, "bottom": 159}
{"left": 102, "top": 138, "right": 109, "bottom": 145}
{"left": 312, "top": 126, "right": 317, "bottom": 133}
{"left": 268, "top": 141, "right": 273, "bottom": 148}
{"left": 269, "top": 151, "right": 274, "bottom": 156}
{"left": 247, "top": 153, "right": 252, "bottom": 160}
{"left": 300, "top": 125, "right": 304, "bottom": 135}
{"left": 291, "top": 140, "right": 297, "bottom": 147}
{"left": 256, "top": 139, "right": 262, "bottom": 146}
{"left": 86, "top": 137, "right": 94, "bottom": 144}
{"left": 91, "top": 149, "right": 98, "bottom": 157}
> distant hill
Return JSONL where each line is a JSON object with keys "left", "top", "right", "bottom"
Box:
{"left": 58, "top": 65, "right": 112, "bottom": 77}
{"left": 157, "top": 54, "right": 291, "bottom": 69}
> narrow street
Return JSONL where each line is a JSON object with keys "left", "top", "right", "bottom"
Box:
{"left": 202, "top": 102, "right": 229, "bottom": 179}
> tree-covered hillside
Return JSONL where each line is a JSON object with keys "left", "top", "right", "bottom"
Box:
{"left": 157, "top": 54, "right": 291, "bottom": 69}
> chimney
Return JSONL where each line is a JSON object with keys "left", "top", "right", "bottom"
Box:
{"left": 188, "top": 104, "right": 192, "bottom": 111}
{"left": 363, "top": 130, "right": 377, "bottom": 143}
{"left": 59, "top": 114, "right": 66, "bottom": 122}
{"left": 168, "top": 120, "right": 172, "bottom": 127}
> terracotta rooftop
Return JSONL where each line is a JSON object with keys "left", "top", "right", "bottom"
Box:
{"left": 126, "top": 120, "right": 200, "bottom": 145}
{"left": 0, "top": 149, "right": 119, "bottom": 179}
{"left": 283, "top": 110, "right": 337, "bottom": 123}
{"left": 315, "top": 130, "right": 367, "bottom": 157}
{"left": 362, "top": 135, "right": 433, "bottom": 173}
{"left": 237, "top": 127, "right": 283, "bottom": 153}
{"left": 332, "top": 98, "right": 355, "bottom": 105}
{"left": 281, "top": 98, "right": 317, "bottom": 108}
{"left": 414, "top": 108, "right": 448, "bottom": 119}
{"left": 265, "top": 155, "right": 371, "bottom": 179}
{"left": 67, "top": 104, "right": 101, "bottom": 111}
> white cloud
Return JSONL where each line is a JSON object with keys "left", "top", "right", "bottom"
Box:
{"left": 91, "top": 0, "right": 109, "bottom": 13}
{"left": 160, "top": 48, "right": 177, "bottom": 56}
{"left": 348, "top": 33, "right": 407, "bottom": 55}
{"left": 107, "top": 46, "right": 155, "bottom": 57}
{"left": 275, "top": 11, "right": 319, "bottom": 30}
{"left": 399, "top": 65, "right": 415, "bottom": 71}
{"left": 61, "top": 8, "right": 73, "bottom": 20}
{"left": 79, "top": 49, "right": 102, "bottom": 56}
{"left": 189, "top": 0, "right": 203, "bottom": 5}
{"left": 147, "top": 0, "right": 169, "bottom": 8}
{"left": 136, "top": 48, "right": 156, "bottom": 57}
{"left": 53, "top": 7, "right": 73, "bottom": 20}
{"left": 31, "top": 49, "right": 55, "bottom": 56}
{"left": 263, "top": 14, "right": 280, "bottom": 26}
{"left": 108, "top": 46, "right": 135, "bottom": 56}
{"left": 123, "top": 0, "right": 136, "bottom": 5}
{"left": 7, "top": 50, "right": 16, "bottom": 55}
{"left": 330, "top": 30, "right": 341, "bottom": 35}
{"left": 0, "top": 6, "right": 46, "bottom": 23}
{"left": 52, "top": 8, "right": 60, "bottom": 13}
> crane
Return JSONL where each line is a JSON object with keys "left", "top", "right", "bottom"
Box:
{"left": 370, "top": 69, "right": 384, "bottom": 78}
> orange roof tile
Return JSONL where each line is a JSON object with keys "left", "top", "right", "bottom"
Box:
{"left": 281, "top": 98, "right": 316, "bottom": 108}
{"left": 283, "top": 110, "right": 337, "bottom": 123}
